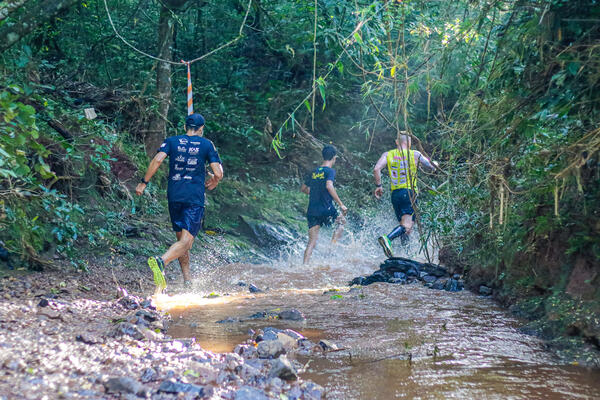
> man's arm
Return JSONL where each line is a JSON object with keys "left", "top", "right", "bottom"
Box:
{"left": 373, "top": 152, "right": 388, "bottom": 199}
{"left": 300, "top": 183, "right": 310, "bottom": 195}
{"left": 135, "top": 151, "right": 168, "bottom": 195}
{"left": 205, "top": 162, "right": 223, "bottom": 190}
{"left": 326, "top": 180, "right": 348, "bottom": 215}
{"left": 414, "top": 151, "right": 438, "bottom": 172}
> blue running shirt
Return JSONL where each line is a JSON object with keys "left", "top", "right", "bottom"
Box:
{"left": 158, "top": 135, "right": 221, "bottom": 205}
{"left": 305, "top": 166, "right": 336, "bottom": 216}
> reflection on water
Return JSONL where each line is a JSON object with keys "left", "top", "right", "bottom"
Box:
{"left": 160, "top": 216, "right": 600, "bottom": 399}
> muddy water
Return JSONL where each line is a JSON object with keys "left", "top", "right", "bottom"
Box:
{"left": 160, "top": 234, "right": 600, "bottom": 399}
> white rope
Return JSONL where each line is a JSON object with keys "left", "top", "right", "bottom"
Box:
{"left": 102, "top": 0, "right": 253, "bottom": 66}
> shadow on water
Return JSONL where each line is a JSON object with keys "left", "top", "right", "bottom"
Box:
{"left": 158, "top": 208, "right": 600, "bottom": 399}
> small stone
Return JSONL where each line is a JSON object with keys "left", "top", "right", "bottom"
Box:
{"left": 217, "top": 317, "right": 239, "bottom": 324}
{"left": 117, "top": 296, "right": 140, "bottom": 310}
{"left": 302, "top": 381, "right": 325, "bottom": 400}
{"left": 158, "top": 379, "right": 204, "bottom": 395}
{"left": 237, "top": 281, "right": 247, "bottom": 287}
{"left": 479, "top": 285, "right": 492, "bottom": 295}
{"left": 452, "top": 274, "right": 461, "bottom": 280}
{"left": 234, "top": 386, "right": 269, "bottom": 400}
{"left": 388, "top": 278, "right": 407, "bottom": 284}
{"left": 140, "top": 299, "right": 155, "bottom": 309}
{"left": 37, "top": 308, "right": 61, "bottom": 319}
{"left": 135, "top": 309, "right": 158, "bottom": 323}
{"left": 422, "top": 275, "right": 437, "bottom": 284}
{"left": 103, "top": 377, "right": 148, "bottom": 396}
{"left": 37, "top": 298, "right": 49, "bottom": 307}
{"left": 278, "top": 309, "right": 305, "bottom": 321}
{"left": 140, "top": 368, "right": 157, "bottom": 383}
{"left": 76, "top": 333, "right": 102, "bottom": 345}
{"left": 110, "top": 322, "right": 144, "bottom": 340}
{"left": 249, "top": 284, "right": 263, "bottom": 293}
{"left": 269, "top": 355, "right": 298, "bottom": 381}
{"left": 257, "top": 339, "right": 285, "bottom": 359}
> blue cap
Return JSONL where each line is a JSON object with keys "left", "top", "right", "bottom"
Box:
{"left": 185, "top": 113, "right": 205, "bottom": 128}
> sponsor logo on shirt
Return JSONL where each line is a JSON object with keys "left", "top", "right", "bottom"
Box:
{"left": 190, "top": 141, "right": 201, "bottom": 145}
{"left": 175, "top": 155, "right": 185, "bottom": 162}
{"left": 160, "top": 143, "right": 166, "bottom": 148}
{"left": 183, "top": 176, "right": 192, "bottom": 180}
{"left": 186, "top": 167, "right": 196, "bottom": 171}
{"left": 188, "top": 147, "right": 200, "bottom": 155}
{"left": 174, "top": 165, "right": 184, "bottom": 171}
{"left": 172, "top": 174, "right": 181, "bottom": 181}
{"left": 179, "top": 138, "right": 188, "bottom": 144}
{"left": 187, "top": 158, "right": 198, "bottom": 166}
{"left": 177, "top": 146, "right": 187, "bottom": 153}
{"left": 312, "top": 172, "right": 325, "bottom": 180}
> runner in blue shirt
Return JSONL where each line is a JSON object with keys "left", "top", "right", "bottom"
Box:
{"left": 300, "top": 145, "right": 348, "bottom": 264}
{"left": 135, "top": 113, "right": 223, "bottom": 293}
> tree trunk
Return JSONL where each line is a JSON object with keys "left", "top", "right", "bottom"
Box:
{"left": 144, "top": 5, "right": 175, "bottom": 157}
{"left": 0, "top": 0, "right": 78, "bottom": 52}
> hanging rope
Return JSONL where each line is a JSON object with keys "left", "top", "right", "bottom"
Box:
{"left": 102, "top": 0, "right": 253, "bottom": 66}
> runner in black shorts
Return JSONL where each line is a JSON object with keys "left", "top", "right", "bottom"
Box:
{"left": 136, "top": 113, "right": 223, "bottom": 292}
{"left": 301, "top": 145, "right": 348, "bottom": 264}
{"left": 373, "top": 132, "right": 438, "bottom": 258}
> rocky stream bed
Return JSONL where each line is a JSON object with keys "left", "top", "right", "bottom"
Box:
{"left": 0, "top": 268, "right": 326, "bottom": 400}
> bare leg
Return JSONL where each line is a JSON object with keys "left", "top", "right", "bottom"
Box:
{"left": 162, "top": 230, "right": 194, "bottom": 277}
{"left": 303, "top": 225, "right": 321, "bottom": 264}
{"left": 331, "top": 215, "right": 346, "bottom": 243}
{"left": 401, "top": 215, "right": 414, "bottom": 235}
{"left": 174, "top": 231, "right": 192, "bottom": 283}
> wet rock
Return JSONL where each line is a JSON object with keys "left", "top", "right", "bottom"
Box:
{"left": 318, "top": 339, "right": 338, "bottom": 351}
{"left": 388, "top": 277, "right": 407, "bottom": 284}
{"left": 234, "top": 386, "right": 269, "bottom": 400}
{"left": 422, "top": 275, "right": 437, "bottom": 284}
{"left": 76, "top": 333, "right": 103, "bottom": 345}
{"left": 234, "top": 344, "right": 258, "bottom": 359}
{"left": 158, "top": 379, "right": 205, "bottom": 395}
{"left": 117, "top": 296, "right": 140, "bottom": 310}
{"left": 140, "top": 299, "right": 155, "bottom": 309}
{"left": 217, "top": 317, "right": 239, "bottom": 324}
{"left": 349, "top": 276, "right": 366, "bottom": 286}
{"left": 237, "top": 281, "right": 248, "bottom": 287}
{"left": 110, "top": 322, "right": 144, "bottom": 340}
{"left": 140, "top": 367, "right": 157, "bottom": 383}
{"left": 393, "top": 272, "right": 407, "bottom": 279}
{"left": 37, "top": 298, "right": 49, "bottom": 307}
{"left": 135, "top": 309, "right": 158, "bottom": 323}
{"left": 257, "top": 339, "right": 285, "bottom": 359}
{"left": 278, "top": 309, "right": 305, "bottom": 321}
{"left": 444, "top": 278, "right": 461, "bottom": 292}
{"left": 283, "top": 329, "right": 304, "bottom": 340}
{"left": 269, "top": 355, "right": 298, "bottom": 381}
{"left": 452, "top": 274, "right": 462, "bottom": 280}
{"left": 249, "top": 284, "right": 263, "bottom": 293}
{"left": 225, "top": 353, "right": 244, "bottom": 370}
{"left": 277, "top": 333, "right": 298, "bottom": 350}
{"left": 238, "top": 216, "right": 294, "bottom": 249}
{"left": 248, "top": 311, "right": 267, "bottom": 319}
{"left": 262, "top": 330, "right": 279, "bottom": 341}
{"left": 302, "top": 381, "right": 325, "bottom": 400}
{"left": 431, "top": 279, "right": 447, "bottom": 290}
{"left": 103, "top": 376, "right": 148, "bottom": 397}
{"left": 479, "top": 285, "right": 493, "bottom": 295}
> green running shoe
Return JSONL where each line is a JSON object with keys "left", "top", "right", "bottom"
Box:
{"left": 378, "top": 236, "right": 394, "bottom": 258}
{"left": 147, "top": 256, "right": 167, "bottom": 293}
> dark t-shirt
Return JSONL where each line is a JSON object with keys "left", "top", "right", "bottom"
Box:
{"left": 305, "top": 166, "right": 336, "bottom": 216}
{"left": 158, "top": 135, "right": 221, "bottom": 206}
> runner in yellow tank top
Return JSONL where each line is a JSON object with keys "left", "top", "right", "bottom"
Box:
{"left": 372, "top": 132, "right": 438, "bottom": 258}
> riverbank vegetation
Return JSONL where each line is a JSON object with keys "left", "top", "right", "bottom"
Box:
{"left": 1, "top": 0, "right": 598, "bottom": 353}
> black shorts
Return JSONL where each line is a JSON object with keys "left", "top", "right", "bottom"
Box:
{"left": 307, "top": 212, "right": 338, "bottom": 229}
{"left": 391, "top": 189, "right": 417, "bottom": 222}
{"left": 168, "top": 202, "right": 205, "bottom": 237}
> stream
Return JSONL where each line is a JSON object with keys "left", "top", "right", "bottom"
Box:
{"left": 156, "top": 229, "right": 600, "bottom": 399}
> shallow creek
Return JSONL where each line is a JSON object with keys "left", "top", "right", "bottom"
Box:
{"left": 156, "top": 240, "right": 600, "bottom": 399}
